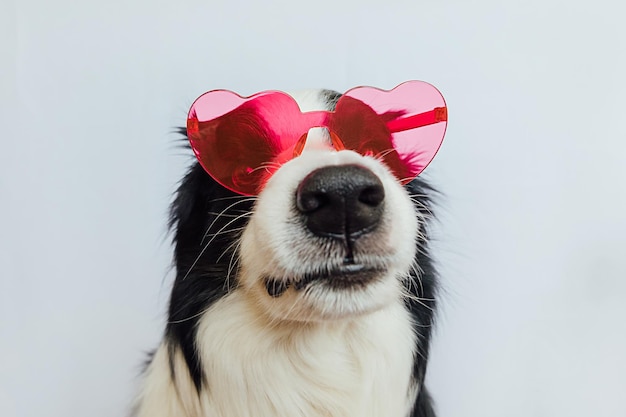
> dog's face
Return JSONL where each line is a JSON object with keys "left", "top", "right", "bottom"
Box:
{"left": 170, "top": 84, "right": 444, "bottom": 332}
{"left": 238, "top": 127, "right": 420, "bottom": 322}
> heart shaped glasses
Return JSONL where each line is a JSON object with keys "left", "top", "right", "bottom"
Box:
{"left": 187, "top": 80, "right": 448, "bottom": 195}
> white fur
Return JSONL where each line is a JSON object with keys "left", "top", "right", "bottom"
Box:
{"left": 134, "top": 90, "right": 424, "bottom": 417}
{"left": 137, "top": 296, "right": 417, "bottom": 417}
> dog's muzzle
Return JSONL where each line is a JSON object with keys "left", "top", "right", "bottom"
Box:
{"left": 262, "top": 164, "right": 388, "bottom": 298}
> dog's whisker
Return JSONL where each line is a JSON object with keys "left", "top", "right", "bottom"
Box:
{"left": 403, "top": 263, "right": 432, "bottom": 304}
{"left": 225, "top": 241, "right": 242, "bottom": 292}
{"left": 398, "top": 175, "right": 418, "bottom": 183}
{"left": 168, "top": 307, "right": 212, "bottom": 324}
{"left": 400, "top": 289, "right": 435, "bottom": 312}
{"left": 407, "top": 193, "right": 430, "bottom": 199}
{"left": 216, "top": 237, "right": 243, "bottom": 264}
{"left": 373, "top": 148, "right": 398, "bottom": 160}
{"left": 206, "top": 211, "right": 252, "bottom": 218}
{"left": 201, "top": 198, "right": 256, "bottom": 244}
{"left": 208, "top": 195, "right": 258, "bottom": 203}
{"left": 204, "top": 225, "right": 247, "bottom": 239}
{"left": 184, "top": 213, "right": 253, "bottom": 281}
{"left": 408, "top": 199, "right": 434, "bottom": 218}
{"left": 408, "top": 262, "right": 425, "bottom": 297}
{"left": 250, "top": 162, "right": 282, "bottom": 175}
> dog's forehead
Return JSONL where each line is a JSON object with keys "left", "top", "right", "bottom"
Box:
{"left": 287, "top": 89, "right": 335, "bottom": 112}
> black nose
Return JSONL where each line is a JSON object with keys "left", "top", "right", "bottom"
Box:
{"left": 296, "top": 165, "right": 385, "bottom": 239}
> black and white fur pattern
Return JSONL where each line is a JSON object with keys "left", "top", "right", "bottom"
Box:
{"left": 133, "top": 89, "right": 438, "bottom": 417}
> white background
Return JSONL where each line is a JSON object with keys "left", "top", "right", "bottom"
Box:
{"left": 2, "top": 0, "right": 625, "bottom": 416}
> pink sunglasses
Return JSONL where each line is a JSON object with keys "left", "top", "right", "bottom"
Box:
{"left": 187, "top": 80, "right": 448, "bottom": 196}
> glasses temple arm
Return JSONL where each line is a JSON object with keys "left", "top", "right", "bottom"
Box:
{"left": 386, "top": 107, "right": 447, "bottom": 133}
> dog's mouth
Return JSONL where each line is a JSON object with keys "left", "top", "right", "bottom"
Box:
{"left": 264, "top": 264, "right": 383, "bottom": 297}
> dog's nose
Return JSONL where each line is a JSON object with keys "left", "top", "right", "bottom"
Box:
{"left": 296, "top": 165, "right": 385, "bottom": 239}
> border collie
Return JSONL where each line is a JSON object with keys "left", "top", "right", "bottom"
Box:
{"left": 132, "top": 83, "right": 445, "bottom": 417}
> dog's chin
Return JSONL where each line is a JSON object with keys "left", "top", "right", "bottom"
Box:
{"left": 245, "top": 266, "right": 403, "bottom": 322}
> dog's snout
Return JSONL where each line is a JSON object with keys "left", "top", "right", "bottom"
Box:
{"left": 296, "top": 165, "right": 385, "bottom": 239}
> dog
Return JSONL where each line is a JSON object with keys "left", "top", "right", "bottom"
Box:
{"left": 132, "top": 82, "right": 447, "bottom": 417}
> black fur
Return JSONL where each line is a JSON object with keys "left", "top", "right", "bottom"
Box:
{"left": 321, "top": 89, "right": 342, "bottom": 109}
{"left": 404, "top": 179, "right": 438, "bottom": 417}
{"left": 166, "top": 162, "right": 253, "bottom": 389}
